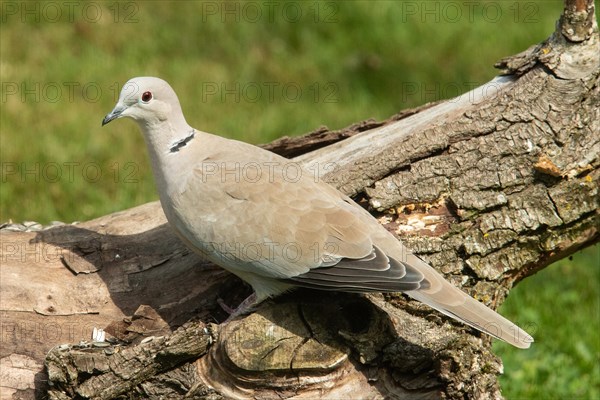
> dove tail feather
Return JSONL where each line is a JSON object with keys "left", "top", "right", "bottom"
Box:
{"left": 406, "top": 258, "right": 533, "bottom": 349}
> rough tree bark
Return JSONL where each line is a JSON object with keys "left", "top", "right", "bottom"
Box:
{"left": 1, "top": 1, "right": 598, "bottom": 399}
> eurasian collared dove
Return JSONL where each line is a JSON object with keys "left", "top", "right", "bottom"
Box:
{"left": 103, "top": 77, "right": 533, "bottom": 348}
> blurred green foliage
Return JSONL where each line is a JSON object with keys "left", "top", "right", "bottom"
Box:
{"left": 1, "top": 1, "right": 597, "bottom": 398}
{"left": 495, "top": 249, "right": 600, "bottom": 399}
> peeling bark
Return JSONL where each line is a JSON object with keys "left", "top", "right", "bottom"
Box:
{"left": 1, "top": 1, "right": 598, "bottom": 398}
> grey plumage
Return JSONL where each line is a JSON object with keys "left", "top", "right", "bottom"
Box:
{"left": 103, "top": 77, "right": 533, "bottom": 349}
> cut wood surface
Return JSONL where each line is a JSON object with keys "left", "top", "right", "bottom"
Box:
{"left": 1, "top": 1, "right": 598, "bottom": 398}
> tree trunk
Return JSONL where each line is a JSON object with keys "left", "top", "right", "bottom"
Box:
{"left": 1, "top": 1, "right": 598, "bottom": 398}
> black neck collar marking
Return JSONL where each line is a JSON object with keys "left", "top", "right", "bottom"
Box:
{"left": 169, "top": 130, "right": 195, "bottom": 153}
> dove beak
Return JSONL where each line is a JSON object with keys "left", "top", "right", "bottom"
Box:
{"left": 102, "top": 104, "right": 127, "bottom": 126}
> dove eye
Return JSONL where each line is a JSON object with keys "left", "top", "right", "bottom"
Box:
{"left": 141, "top": 91, "right": 153, "bottom": 103}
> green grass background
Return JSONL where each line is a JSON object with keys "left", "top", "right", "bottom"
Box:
{"left": 1, "top": 1, "right": 598, "bottom": 398}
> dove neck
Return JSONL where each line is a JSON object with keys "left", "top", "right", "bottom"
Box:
{"left": 140, "top": 120, "right": 197, "bottom": 196}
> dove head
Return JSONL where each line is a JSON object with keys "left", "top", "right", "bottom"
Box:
{"left": 102, "top": 77, "right": 191, "bottom": 144}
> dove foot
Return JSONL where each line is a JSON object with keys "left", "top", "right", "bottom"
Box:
{"left": 218, "top": 293, "right": 258, "bottom": 322}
